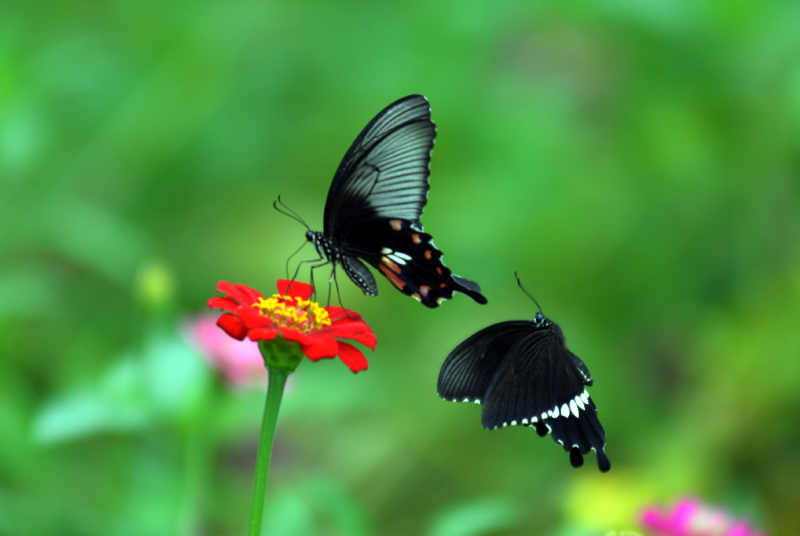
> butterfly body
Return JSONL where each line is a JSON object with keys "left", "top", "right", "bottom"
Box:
{"left": 438, "top": 311, "right": 610, "bottom": 472}
{"left": 305, "top": 95, "right": 487, "bottom": 308}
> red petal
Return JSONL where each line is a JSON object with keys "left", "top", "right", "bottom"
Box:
{"left": 326, "top": 307, "right": 362, "bottom": 321}
{"left": 336, "top": 342, "right": 369, "bottom": 373}
{"left": 216, "top": 281, "right": 263, "bottom": 306}
{"left": 217, "top": 313, "right": 247, "bottom": 340}
{"left": 345, "top": 330, "right": 377, "bottom": 350}
{"left": 236, "top": 308, "right": 271, "bottom": 329}
{"left": 279, "top": 327, "right": 313, "bottom": 346}
{"left": 207, "top": 296, "right": 239, "bottom": 312}
{"left": 248, "top": 326, "right": 279, "bottom": 341}
{"left": 322, "top": 322, "right": 377, "bottom": 350}
{"left": 277, "top": 279, "right": 314, "bottom": 301}
{"left": 281, "top": 328, "right": 338, "bottom": 360}
{"left": 302, "top": 334, "right": 339, "bottom": 360}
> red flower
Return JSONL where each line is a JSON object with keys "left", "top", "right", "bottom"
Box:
{"left": 207, "top": 279, "right": 376, "bottom": 373}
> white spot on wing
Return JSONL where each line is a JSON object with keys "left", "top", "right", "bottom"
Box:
{"left": 561, "top": 403, "right": 569, "bottom": 418}
{"left": 575, "top": 395, "right": 585, "bottom": 411}
{"left": 394, "top": 252, "right": 412, "bottom": 261}
{"left": 381, "top": 247, "right": 392, "bottom": 255}
{"left": 387, "top": 254, "right": 406, "bottom": 265}
{"left": 581, "top": 391, "right": 589, "bottom": 405}
{"left": 570, "top": 400, "right": 579, "bottom": 418}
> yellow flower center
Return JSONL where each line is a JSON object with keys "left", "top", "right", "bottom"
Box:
{"left": 254, "top": 294, "right": 331, "bottom": 332}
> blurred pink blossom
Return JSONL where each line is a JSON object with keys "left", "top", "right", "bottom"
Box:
{"left": 186, "top": 313, "right": 268, "bottom": 387}
{"left": 640, "top": 497, "right": 766, "bottom": 536}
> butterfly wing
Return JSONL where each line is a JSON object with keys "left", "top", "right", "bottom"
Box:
{"left": 343, "top": 218, "right": 487, "bottom": 306}
{"left": 438, "top": 321, "right": 531, "bottom": 403}
{"left": 321, "top": 95, "right": 486, "bottom": 307}
{"left": 481, "top": 326, "right": 610, "bottom": 472}
{"left": 323, "top": 94, "right": 435, "bottom": 237}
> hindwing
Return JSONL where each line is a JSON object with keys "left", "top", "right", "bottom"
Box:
{"left": 340, "top": 218, "right": 486, "bottom": 307}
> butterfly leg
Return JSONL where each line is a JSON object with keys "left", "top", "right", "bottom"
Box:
{"left": 284, "top": 239, "right": 311, "bottom": 279}
{"left": 288, "top": 256, "right": 327, "bottom": 299}
{"left": 308, "top": 260, "right": 333, "bottom": 302}
{"left": 330, "top": 267, "right": 357, "bottom": 320}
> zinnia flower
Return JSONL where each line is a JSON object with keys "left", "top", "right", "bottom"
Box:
{"left": 207, "top": 279, "right": 376, "bottom": 373}
{"left": 640, "top": 497, "right": 766, "bottom": 536}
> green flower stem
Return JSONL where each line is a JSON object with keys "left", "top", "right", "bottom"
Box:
{"left": 247, "top": 365, "right": 288, "bottom": 536}
{"left": 248, "top": 337, "right": 304, "bottom": 536}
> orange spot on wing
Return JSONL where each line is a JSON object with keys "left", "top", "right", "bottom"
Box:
{"left": 380, "top": 264, "right": 407, "bottom": 290}
{"left": 440, "top": 283, "right": 447, "bottom": 288}
{"left": 424, "top": 250, "right": 432, "bottom": 260}
{"left": 420, "top": 285, "right": 431, "bottom": 297}
{"left": 412, "top": 233, "right": 422, "bottom": 244}
{"left": 411, "top": 293, "right": 422, "bottom": 302}
{"left": 436, "top": 267, "right": 442, "bottom": 275}
{"left": 382, "top": 257, "right": 401, "bottom": 274}
{"left": 390, "top": 219, "right": 403, "bottom": 231}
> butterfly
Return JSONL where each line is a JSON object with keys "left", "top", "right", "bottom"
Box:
{"left": 437, "top": 275, "right": 610, "bottom": 472}
{"left": 294, "top": 94, "right": 487, "bottom": 308}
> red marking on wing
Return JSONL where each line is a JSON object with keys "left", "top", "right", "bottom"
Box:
{"left": 412, "top": 233, "right": 422, "bottom": 244}
{"left": 382, "top": 258, "right": 401, "bottom": 274}
{"left": 436, "top": 267, "right": 442, "bottom": 275}
{"left": 420, "top": 285, "right": 431, "bottom": 297}
{"left": 390, "top": 219, "right": 403, "bottom": 231}
{"left": 411, "top": 293, "right": 422, "bottom": 302}
{"left": 440, "top": 283, "right": 447, "bottom": 289}
{"left": 380, "top": 264, "right": 406, "bottom": 290}
{"left": 424, "top": 250, "right": 432, "bottom": 260}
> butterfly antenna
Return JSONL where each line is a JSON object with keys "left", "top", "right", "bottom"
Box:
{"left": 514, "top": 271, "right": 543, "bottom": 314}
{"left": 273, "top": 195, "right": 311, "bottom": 230}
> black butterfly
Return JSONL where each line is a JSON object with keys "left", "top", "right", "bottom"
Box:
{"left": 294, "top": 94, "right": 487, "bottom": 308}
{"left": 437, "top": 276, "right": 610, "bottom": 472}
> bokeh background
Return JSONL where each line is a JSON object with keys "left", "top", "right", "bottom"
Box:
{"left": 2, "top": 0, "right": 799, "bottom": 534}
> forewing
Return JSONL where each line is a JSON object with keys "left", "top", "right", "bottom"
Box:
{"left": 324, "top": 95, "right": 435, "bottom": 236}
{"left": 342, "top": 219, "right": 487, "bottom": 307}
{"left": 438, "top": 321, "right": 530, "bottom": 403}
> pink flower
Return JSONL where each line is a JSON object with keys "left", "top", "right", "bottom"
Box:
{"left": 640, "top": 497, "right": 766, "bottom": 536}
{"left": 187, "top": 314, "right": 268, "bottom": 387}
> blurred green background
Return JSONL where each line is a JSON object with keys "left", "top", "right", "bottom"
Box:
{"left": 2, "top": 0, "right": 799, "bottom": 534}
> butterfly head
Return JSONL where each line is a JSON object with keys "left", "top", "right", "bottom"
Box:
{"left": 306, "top": 231, "right": 335, "bottom": 261}
{"left": 533, "top": 312, "right": 547, "bottom": 327}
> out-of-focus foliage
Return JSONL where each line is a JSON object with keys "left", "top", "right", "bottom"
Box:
{"left": 1, "top": 0, "right": 798, "bottom": 534}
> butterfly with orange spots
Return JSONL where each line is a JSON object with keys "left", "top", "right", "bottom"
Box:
{"left": 297, "top": 95, "right": 487, "bottom": 308}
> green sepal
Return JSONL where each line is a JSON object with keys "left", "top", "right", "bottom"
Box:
{"left": 258, "top": 336, "right": 304, "bottom": 373}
